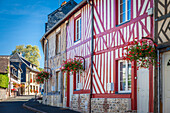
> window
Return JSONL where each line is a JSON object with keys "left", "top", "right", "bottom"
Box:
{"left": 118, "top": 60, "right": 131, "bottom": 93}
{"left": 119, "top": 0, "right": 131, "bottom": 24}
{"left": 74, "top": 71, "right": 82, "bottom": 90}
{"left": 55, "top": 33, "right": 61, "bottom": 54}
{"left": 56, "top": 71, "right": 59, "bottom": 91}
{"left": 75, "top": 17, "right": 81, "bottom": 41}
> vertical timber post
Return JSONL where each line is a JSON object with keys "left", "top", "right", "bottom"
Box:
{"left": 87, "top": 0, "right": 94, "bottom": 112}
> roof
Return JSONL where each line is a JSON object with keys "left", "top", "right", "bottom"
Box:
{"left": 10, "top": 53, "right": 39, "bottom": 73}
{"left": 46, "top": 0, "right": 77, "bottom": 32}
{"left": 40, "top": 0, "right": 87, "bottom": 51}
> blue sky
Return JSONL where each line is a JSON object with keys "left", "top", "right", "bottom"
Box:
{"left": 0, "top": 0, "right": 81, "bottom": 68}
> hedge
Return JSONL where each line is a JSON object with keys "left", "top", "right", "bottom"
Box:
{"left": 0, "top": 74, "right": 9, "bottom": 88}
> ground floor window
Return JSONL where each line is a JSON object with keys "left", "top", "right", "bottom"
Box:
{"left": 118, "top": 60, "right": 131, "bottom": 93}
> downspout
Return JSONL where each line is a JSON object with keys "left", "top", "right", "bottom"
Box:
{"left": 87, "top": 0, "right": 94, "bottom": 113}
{"left": 157, "top": 50, "right": 160, "bottom": 113}
{"left": 44, "top": 37, "right": 48, "bottom": 104}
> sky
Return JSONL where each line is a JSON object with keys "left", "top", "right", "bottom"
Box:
{"left": 0, "top": 0, "right": 81, "bottom": 68}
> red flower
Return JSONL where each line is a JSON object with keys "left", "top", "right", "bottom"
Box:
{"left": 136, "top": 47, "right": 139, "bottom": 49}
{"left": 141, "top": 49, "right": 144, "bottom": 51}
{"left": 139, "top": 53, "right": 142, "bottom": 55}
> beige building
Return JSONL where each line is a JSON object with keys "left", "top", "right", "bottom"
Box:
{"left": 40, "top": 0, "right": 77, "bottom": 107}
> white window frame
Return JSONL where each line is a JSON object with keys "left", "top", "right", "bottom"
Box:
{"left": 75, "top": 17, "right": 81, "bottom": 41}
{"left": 118, "top": 0, "right": 131, "bottom": 24}
{"left": 76, "top": 71, "right": 81, "bottom": 90}
{"left": 56, "top": 33, "right": 61, "bottom": 54}
{"left": 118, "top": 60, "right": 131, "bottom": 93}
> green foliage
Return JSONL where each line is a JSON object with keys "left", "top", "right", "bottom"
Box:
{"left": 12, "top": 45, "right": 41, "bottom": 66}
{"left": 38, "top": 67, "right": 44, "bottom": 72}
{"left": 0, "top": 74, "right": 9, "bottom": 88}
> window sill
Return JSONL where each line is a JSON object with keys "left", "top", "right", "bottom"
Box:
{"left": 73, "top": 89, "right": 90, "bottom": 94}
{"left": 115, "top": 91, "right": 131, "bottom": 94}
{"left": 116, "top": 20, "right": 130, "bottom": 27}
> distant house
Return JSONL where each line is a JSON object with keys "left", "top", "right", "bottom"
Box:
{"left": 10, "top": 53, "right": 40, "bottom": 95}
{"left": 0, "top": 55, "right": 10, "bottom": 100}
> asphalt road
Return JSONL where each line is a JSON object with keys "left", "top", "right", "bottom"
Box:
{"left": 0, "top": 95, "right": 35, "bottom": 113}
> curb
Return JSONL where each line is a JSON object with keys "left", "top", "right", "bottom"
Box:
{"left": 23, "top": 103, "right": 47, "bottom": 113}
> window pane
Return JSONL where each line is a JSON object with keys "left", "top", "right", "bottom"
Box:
{"left": 128, "top": 63, "right": 131, "bottom": 91}
{"left": 128, "top": 81, "right": 131, "bottom": 90}
{"left": 127, "top": 0, "right": 131, "bottom": 10}
{"left": 120, "top": 81, "right": 126, "bottom": 91}
{"left": 76, "top": 20, "right": 79, "bottom": 40}
{"left": 120, "top": 0, "right": 125, "bottom": 4}
{"left": 79, "top": 19, "right": 81, "bottom": 40}
{"left": 120, "top": 13, "right": 126, "bottom": 23}
{"left": 127, "top": 10, "right": 131, "bottom": 20}
{"left": 120, "top": 3, "right": 126, "bottom": 14}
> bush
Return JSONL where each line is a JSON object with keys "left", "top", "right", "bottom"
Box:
{"left": 0, "top": 74, "right": 9, "bottom": 88}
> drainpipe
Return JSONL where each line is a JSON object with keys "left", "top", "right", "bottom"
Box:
{"left": 87, "top": 0, "right": 94, "bottom": 113}
{"left": 44, "top": 37, "right": 48, "bottom": 104}
{"left": 157, "top": 50, "right": 160, "bottom": 113}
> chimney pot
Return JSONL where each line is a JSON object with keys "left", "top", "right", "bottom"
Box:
{"left": 61, "top": 1, "right": 67, "bottom": 6}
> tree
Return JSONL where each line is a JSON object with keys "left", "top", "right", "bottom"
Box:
{"left": 12, "top": 45, "right": 41, "bottom": 66}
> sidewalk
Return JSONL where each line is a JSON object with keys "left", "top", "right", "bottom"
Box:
{"left": 23, "top": 99, "right": 80, "bottom": 113}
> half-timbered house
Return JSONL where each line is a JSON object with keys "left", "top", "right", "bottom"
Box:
{"left": 154, "top": 0, "right": 170, "bottom": 113}
{"left": 64, "top": 0, "right": 154, "bottom": 112}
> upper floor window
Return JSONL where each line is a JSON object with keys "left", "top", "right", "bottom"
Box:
{"left": 118, "top": 60, "right": 131, "bottom": 93}
{"left": 75, "top": 17, "right": 81, "bottom": 42}
{"left": 119, "top": 0, "right": 131, "bottom": 24}
{"left": 56, "top": 33, "right": 61, "bottom": 54}
{"left": 56, "top": 71, "right": 59, "bottom": 91}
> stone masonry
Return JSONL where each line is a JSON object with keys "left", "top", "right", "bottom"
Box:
{"left": 70, "top": 94, "right": 131, "bottom": 113}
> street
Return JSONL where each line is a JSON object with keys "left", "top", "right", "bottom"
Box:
{"left": 0, "top": 95, "right": 35, "bottom": 113}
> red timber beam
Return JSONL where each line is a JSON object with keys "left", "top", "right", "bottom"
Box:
{"left": 131, "top": 61, "right": 137, "bottom": 110}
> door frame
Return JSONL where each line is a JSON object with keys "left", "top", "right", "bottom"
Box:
{"left": 162, "top": 51, "right": 170, "bottom": 113}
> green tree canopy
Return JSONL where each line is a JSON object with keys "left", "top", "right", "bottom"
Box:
{"left": 12, "top": 45, "right": 41, "bottom": 66}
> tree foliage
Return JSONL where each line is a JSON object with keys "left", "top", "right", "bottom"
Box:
{"left": 12, "top": 45, "right": 41, "bottom": 66}
{"left": 0, "top": 74, "right": 9, "bottom": 88}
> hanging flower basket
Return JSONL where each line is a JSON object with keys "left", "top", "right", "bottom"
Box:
{"left": 124, "top": 39, "right": 157, "bottom": 69}
{"left": 36, "top": 71, "right": 50, "bottom": 84}
{"left": 61, "top": 58, "right": 84, "bottom": 73}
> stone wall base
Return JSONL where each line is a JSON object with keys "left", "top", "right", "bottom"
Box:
{"left": 70, "top": 94, "right": 131, "bottom": 113}
{"left": 0, "top": 88, "right": 9, "bottom": 101}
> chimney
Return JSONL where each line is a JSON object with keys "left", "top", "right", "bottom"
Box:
{"left": 61, "top": 1, "right": 67, "bottom": 6}
{"left": 18, "top": 52, "right": 22, "bottom": 56}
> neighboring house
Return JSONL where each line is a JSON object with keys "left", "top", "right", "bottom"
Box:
{"left": 10, "top": 53, "right": 40, "bottom": 95}
{"left": 40, "top": 0, "right": 77, "bottom": 106}
{"left": 0, "top": 56, "right": 10, "bottom": 100}
{"left": 154, "top": 0, "right": 170, "bottom": 113}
